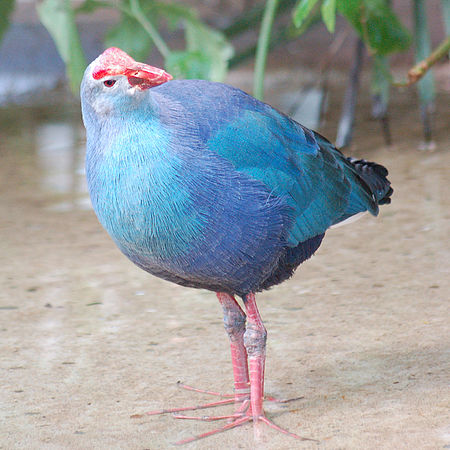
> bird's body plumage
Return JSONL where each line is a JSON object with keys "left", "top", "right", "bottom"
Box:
{"left": 83, "top": 79, "right": 390, "bottom": 296}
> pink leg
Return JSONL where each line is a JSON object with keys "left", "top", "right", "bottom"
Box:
{"left": 242, "top": 293, "right": 315, "bottom": 442}
{"left": 170, "top": 293, "right": 314, "bottom": 444}
{"left": 133, "top": 292, "right": 315, "bottom": 444}
{"left": 242, "top": 293, "right": 266, "bottom": 421}
{"left": 216, "top": 292, "right": 250, "bottom": 404}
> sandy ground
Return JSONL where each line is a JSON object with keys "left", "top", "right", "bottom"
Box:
{"left": 0, "top": 73, "right": 449, "bottom": 449}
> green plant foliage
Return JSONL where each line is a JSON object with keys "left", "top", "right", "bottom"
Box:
{"left": 165, "top": 51, "right": 211, "bottom": 79}
{"left": 37, "top": 0, "right": 87, "bottom": 95}
{"left": 34, "top": 0, "right": 234, "bottom": 95}
{"left": 184, "top": 21, "right": 233, "bottom": 81}
{"left": 293, "top": 0, "right": 320, "bottom": 28}
{"left": 75, "top": 0, "right": 110, "bottom": 14}
{"left": 371, "top": 54, "right": 391, "bottom": 114}
{"left": 413, "top": 0, "right": 435, "bottom": 105}
{"left": 293, "top": 0, "right": 411, "bottom": 55}
{"left": 87, "top": 0, "right": 232, "bottom": 81}
{"left": 0, "top": 0, "right": 15, "bottom": 44}
{"left": 254, "top": 0, "right": 279, "bottom": 100}
{"left": 293, "top": 0, "right": 334, "bottom": 33}
{"left": 104, "top": 15, "right": 153, "bottom": 62}
{"left": 149, "top": 1, "right": 198, "bottom": 27}
{"left": 150, "top": 1, "right": 233, "bottom": 81}
{"left": 337, "top": 0, "right": 411, "bottom": 55}
{"left": 321, "top": 0, "right": 336, "bottom": 33}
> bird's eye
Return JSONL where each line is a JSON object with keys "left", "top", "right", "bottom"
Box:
{"left": 103, "top": 79, "right": 116, "bottom": 88}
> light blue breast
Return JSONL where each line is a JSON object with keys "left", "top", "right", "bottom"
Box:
{"left": 86, "top": 116, "right": 203, "bottom": 262}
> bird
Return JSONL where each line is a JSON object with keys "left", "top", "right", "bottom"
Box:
{"left": 81, "top": 47, "right": 393, "bottom": 444}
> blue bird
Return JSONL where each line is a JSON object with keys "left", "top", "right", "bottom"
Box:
{"left": 81, "top": 48, "right": 392, "bottom": 444}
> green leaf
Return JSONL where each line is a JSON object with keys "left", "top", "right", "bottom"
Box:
{"left": 337, "top": 0, "right": 411, "bottom": 55}
{"left": 151, "top": 1, "right": 197, "bottom": 28}
{"left": 165, "top": 51, "right": 211, "bottom": 79}
{"left": 152, "top": 0, "right": 234, "bottom": 80}
{"left": 37, "top": 0, "right": 87, "bottom": 95}
{"left": 293, "top": 0, "right": 320, "bottom": 28}
{"left": 290, "top": 7, "right": 322, "bottom": 37}
{"left": 128, "top": 0, "right": 171, "bottom": 58}
{"left": 184, "top": 21, "right": 233, "bottom": 81}
{"left": 0, "top": 0, "right": 15, "bottom": 44}
{"left": 104, "top": 15, "right": 153, "bottom": 62}
{"left": 321, "top": 0, "right": 336, "bottom": 32}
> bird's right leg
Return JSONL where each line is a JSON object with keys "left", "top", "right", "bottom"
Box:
{"left": 216, "top": 292, "right": 250, "bottom": 405}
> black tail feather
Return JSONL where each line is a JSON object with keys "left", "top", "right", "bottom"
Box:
{"left": 347, "top": 157, "right": 393, "bottom": 205}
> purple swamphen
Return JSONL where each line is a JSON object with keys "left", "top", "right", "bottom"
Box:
{"left": 81, "top": 48, "right": 392, "bottom": 444}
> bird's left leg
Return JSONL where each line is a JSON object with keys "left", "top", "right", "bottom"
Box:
{"left": 242, "top": 293, "right": 267, "bottom": 422}
{"left": 242, "top": 293, "right": 310, "bottom": 440}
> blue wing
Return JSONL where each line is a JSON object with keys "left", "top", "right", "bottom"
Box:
{"left": 156, "top": 80, "right": 377, "bottom": 247}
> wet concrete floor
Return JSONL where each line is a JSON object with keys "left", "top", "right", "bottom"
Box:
{"left": 0, "top": 73, "right": 449, "bottom": 449}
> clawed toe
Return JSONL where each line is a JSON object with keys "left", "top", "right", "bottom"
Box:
{"left": 131, "top": 397, "right": 235, "bottom": 418}
{"left": 173, "top": 412, "right": 316, "bottom": 445}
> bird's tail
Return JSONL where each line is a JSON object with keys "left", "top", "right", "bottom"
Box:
{"left": 311, "top": 130, "right": 393, "bottom": 209}
{"left": 346, "top": 157, "right": 393, "bottom": 205}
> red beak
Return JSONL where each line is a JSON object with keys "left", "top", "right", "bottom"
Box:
{"left": 92, "top": 47, "right": 173, "bottom": 89}
{"left": 124, "top": 64, "right": 173, "bottom": 89}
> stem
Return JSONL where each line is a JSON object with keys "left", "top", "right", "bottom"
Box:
{"left": 335, "top": 38, "right": 365, "bottom": 149}
{"left": 230, "top": 10, "right": 322, "bottom": 69}
{"left": 128, "top": 0, "right": 171, "bottom": 59}
{"left": 394, "top": 36, "right": 450, "bottom": 87}
{"left": 253, "top": 0, "right": 279, "bottom": 100}
{"left": 442, "top": 0, "right": 450, "bottom": 36}
{"left": 371, "top": 55, "right": 391, "bottom": 145}
{"left": 230, "top": 24, "right": 289, "bottom": 69}
{"left": 413, "top": 0, "right": 435, "bottom": 143}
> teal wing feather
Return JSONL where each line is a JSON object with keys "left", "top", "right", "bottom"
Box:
{"left": 207, "top": 108, "right": 377, "bottom": 247}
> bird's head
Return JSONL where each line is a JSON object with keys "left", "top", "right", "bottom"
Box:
{"left": 81, "top": 47, "right": 173, "bottom": 117}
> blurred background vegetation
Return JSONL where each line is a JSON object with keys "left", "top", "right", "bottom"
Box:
{"left": 0, "top": 0, "right": 448, "bottom": 147}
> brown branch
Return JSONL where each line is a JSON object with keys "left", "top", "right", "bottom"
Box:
{"left": 394, "top": 35, "right": 450, "bottom": 87}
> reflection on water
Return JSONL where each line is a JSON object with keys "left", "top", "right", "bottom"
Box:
{"left": 0, "top": 103, "right": 90, "bottom": 211}
{"left": 0, "top": 73, "right": 61, "bottom": 106}
{"left": 35, "top": 119, "right": 90, "bottom": 211}
{"left": 36, "top": 123, "right": 79, "bottom": 193}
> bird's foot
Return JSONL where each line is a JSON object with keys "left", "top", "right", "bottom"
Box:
{"left": 173, "top": 403, "right": 316, "bottom": 445}
{"left": 130, "top": 382, "right": 246, "bottom": 418}
{"left": 179, "top": 381, "right": 304, "bottom": 404}
{"left": 176, "top": 382, "right": 238, "bottom": 399}
{"left": 178, "top": 382, "right": 304, "bottom": 407}
{"left": 131, "top": 382, "right": 302, "bottom": 419}
{"left": 130, "top": 397, "right": 235, "bottom": 418}
{"left": 131, "top": 384, "right": 313, "bottom": 445}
